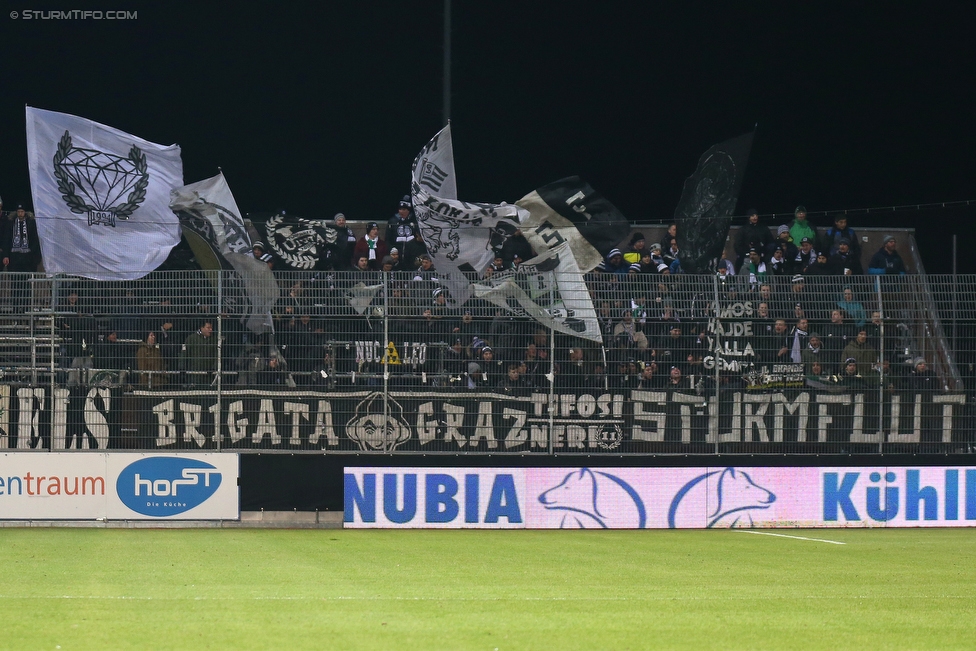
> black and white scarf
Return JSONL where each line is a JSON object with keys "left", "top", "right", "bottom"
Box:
{"left": 11, "top": 218, "right": 30, "bottom": 253}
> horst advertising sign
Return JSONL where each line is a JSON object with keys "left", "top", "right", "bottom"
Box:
{"left": 344, "top": 467, "right": 976, "bottom": 529}
{"left": 0, "top": 453, "right": 239, "bottom": 519}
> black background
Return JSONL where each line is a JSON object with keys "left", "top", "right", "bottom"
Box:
{"left": 2, "top": 3, "right": 974, "bottom": 271}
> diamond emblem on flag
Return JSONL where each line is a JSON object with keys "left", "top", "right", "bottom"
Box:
{"left": 53, "top": 130, "right": 149, "bottom": 226}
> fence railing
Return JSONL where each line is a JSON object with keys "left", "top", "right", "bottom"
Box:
{"left": 0, "top": 270, "right": 972, "bottom": 454}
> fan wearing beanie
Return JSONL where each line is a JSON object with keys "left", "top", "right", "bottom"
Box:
{"left": 623, "top": 232, "right": 647, "bottom": 265}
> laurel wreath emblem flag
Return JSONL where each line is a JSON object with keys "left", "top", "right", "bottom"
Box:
{"left": 26, "top": 106, "right": 184, "bottom": 280}
{"left": 53, "top": 130, "right": 149, "bottom": 225}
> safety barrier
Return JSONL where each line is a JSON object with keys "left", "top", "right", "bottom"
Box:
{"left": 0, "top": 270, "right": 972, "bottom": 454}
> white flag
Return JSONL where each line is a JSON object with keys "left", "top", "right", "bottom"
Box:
{"left": 411, "top": 123, "right": 458, "bottom": 200}
{"left": 26, "top": 107, "right": 183, "bottom": 280}
{"left": 169, "top": 172, "right": 254, "bottom": 259}
{"left": 344, "top": 282, "right": 384, "bottom": 316}
{"left": 410, "top": 126, "right": 526, "bottom": 299}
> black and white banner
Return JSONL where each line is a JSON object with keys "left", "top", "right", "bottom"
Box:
{"left": 474, "top": 243, "right": 602, "bottom": 342}
{"left": 170, "top": 173, "right": 279, "bottom": 334}
{"left": 409, "top": 127, "right": 602, "bottom": 340}
{"left": 516, "top": 176, "right": 631, "bottom": 272}
{"left": 26, "top": 107, "right": 184, "bottom": 280}
{"left": 410, "top": 126, "right": 527, "bottom": 298}
{"left": 0, "top": 385, "right": 968, "bottom": 453}
{"left": 261, "top": 213, "right": 342, "bottom": 271}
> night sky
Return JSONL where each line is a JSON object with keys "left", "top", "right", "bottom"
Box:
{"left": 2, "top": 3, "right": 974, "bottom": 271}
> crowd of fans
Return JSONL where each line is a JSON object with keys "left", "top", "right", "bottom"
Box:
{"left": 596, "top": 206, "right": 907, "bottom": 279}
{"left": 1, "top": 196, "right": 937, "bottom": 396}
{"left": 585, "top": 206, "right": 922, "bottom": 394}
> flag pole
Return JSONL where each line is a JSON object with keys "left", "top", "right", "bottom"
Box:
{"left": 442, "top": 0, "right": 452, "bottom": 126}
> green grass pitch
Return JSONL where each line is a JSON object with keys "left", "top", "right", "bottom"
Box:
{"left": 0, "top": 528, "right": 973, "bottom": 650}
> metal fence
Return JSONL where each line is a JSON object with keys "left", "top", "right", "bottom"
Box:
{"left": 0, "top": 270, "right": 972, "bottom": 454}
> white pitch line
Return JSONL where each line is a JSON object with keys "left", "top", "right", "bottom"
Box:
{"left": 0, "top": 595, "right": 593, "bottom": 602}
{"left": 2, "top": 594, "right": 970, "bottom": 601}
{"left": 735, "top": 530, "right": 846, "bottom": 545}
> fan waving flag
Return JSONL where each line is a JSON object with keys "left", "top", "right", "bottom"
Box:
{"left": 26, "top": 107, "right": 183, "bottom": 280}
{"left": 674, "top": 132, "right": 754, "bottom": 274}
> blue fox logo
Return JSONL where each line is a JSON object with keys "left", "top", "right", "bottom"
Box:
{"left": 538, "top": 468, "right": 646, "bottom": 529}
{"left": 668, "top": 467, "right": 776, "bottom": 528}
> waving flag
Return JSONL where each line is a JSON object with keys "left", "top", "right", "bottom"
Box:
{"left": 474, "top": 243, "right": 602, "bottom": 342}
{"left": 170, "top": 173, "right": 279, "bottom": 334}
{"left": 26, "top": 107, "right": 183, "bottom": 280}
{"left": 411, "top": 122, "right": 458, "bottom": 200}
{"left": 674, "top": 132, "right": 754, "bottom": 274}
{"left": 410, "top": 126, "right": 527, "bottom": 301}
{"left": 516, "top": 176, "right": 631, "bottom": 272}
{"left": 409, "top": 126, "right": 603, "bottom": 341}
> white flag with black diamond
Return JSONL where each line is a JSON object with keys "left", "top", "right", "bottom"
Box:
{"left": 26, "top": 107, "right": 183, "bottom": 280}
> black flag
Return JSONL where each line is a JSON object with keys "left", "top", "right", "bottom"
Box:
{"left": 674, "top": 133, "right": 754, "bottom": 274}
{"left": 517, "top": 176, "right": 631, "bottom": 272}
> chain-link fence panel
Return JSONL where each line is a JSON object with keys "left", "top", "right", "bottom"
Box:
{"left": 0, "top": 271, "right": 971, "bottom": 454}
{"left": 709, "top": 273, "right": 880, "bottom": 454}
{"left": 3, "top": 271, "right": 224, "bottom": 449}
{"left": 907, "top": 275, "right": 976, "bottom": 452}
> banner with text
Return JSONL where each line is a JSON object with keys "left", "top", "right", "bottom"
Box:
{"left": 344, "top": 466, "right": 976, "bottom": 529}
{"left": 1, "top": 385, "right": 969, "bottom": 452}
{"left": 0, "top": 452, "right": 238, "bottom": 520}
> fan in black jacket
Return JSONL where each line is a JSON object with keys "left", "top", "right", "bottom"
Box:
{"left": 827, "top": 239, "right": 863, "bottom": 275}
{"left": 734, "top": 209, "right": 774, "bottom": 269}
